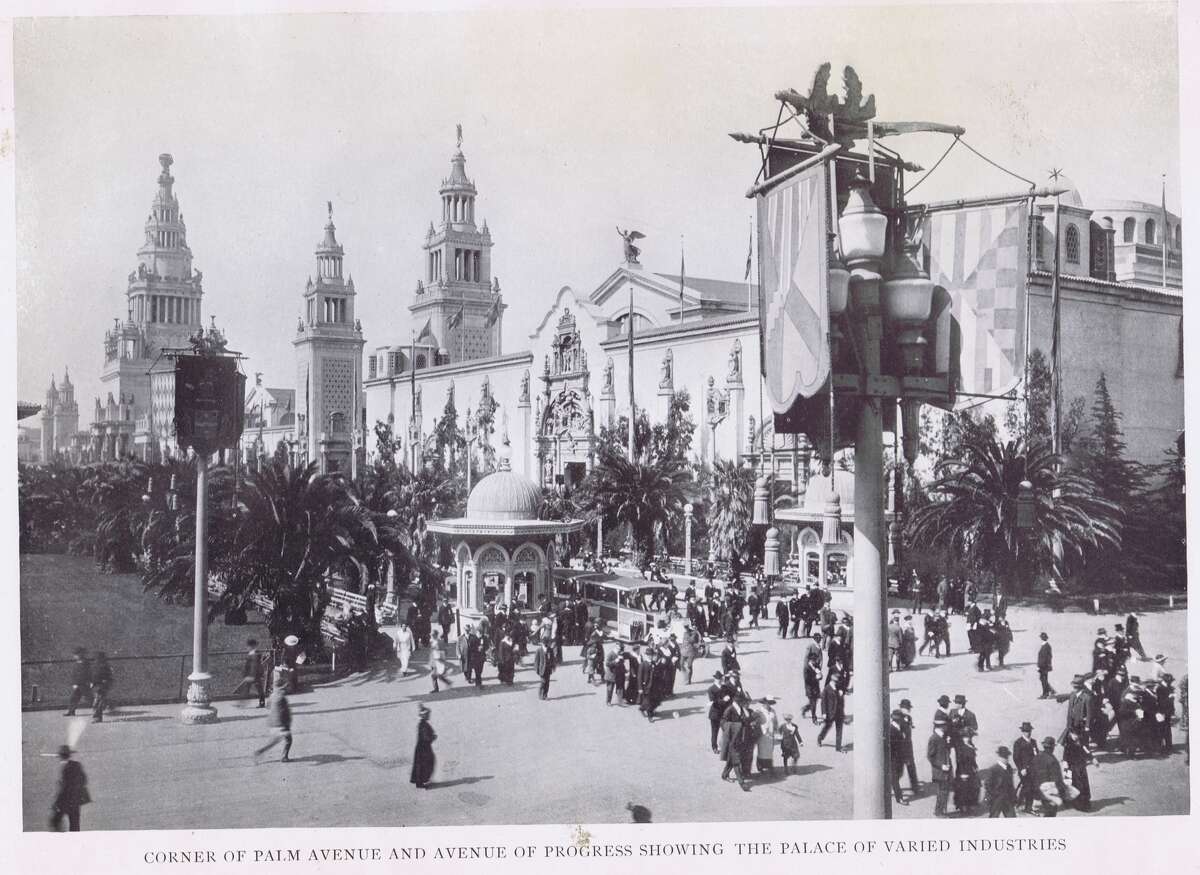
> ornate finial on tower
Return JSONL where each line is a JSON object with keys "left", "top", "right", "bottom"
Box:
{"left": 456, "top": 123, "right": 463, "bottom": 149}
{"left": 327, "top": 200, "right": 333, "bottom": 222}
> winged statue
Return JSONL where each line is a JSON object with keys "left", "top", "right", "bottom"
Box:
{"left": 616, "top": 227, "right": 646, "bottom": 265}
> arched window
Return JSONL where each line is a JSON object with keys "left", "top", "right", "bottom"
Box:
{"left": 1123, "top": 217, "right": 1136, "bottom": 243}
{"left": 1065, "top": 224, "right": 1080, "bottom": 264}
{"left": 1146, "top": 219, "right": 1156, "bottom": 245}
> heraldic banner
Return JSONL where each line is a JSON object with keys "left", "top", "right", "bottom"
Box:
{"left": 756, "top": 162, "right": 830, "bottom": 415}
{"left": 921, "top": 201, "right": 1030, "bottom": 407}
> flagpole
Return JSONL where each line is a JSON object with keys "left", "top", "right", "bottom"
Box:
{"left": 747, "top": 216, "right": 754, "bottom": 314}
{"left": 410, "top": 328, "right": 417, "bottom": 471}
{"left": 1161, "top": 174, "right": 1168, "bottom": 291}
{"left": 628, "top": 282, "right": 636, "bottom": 459}
{"left": 1049, "top": 179, "right": 1063, "bottom": 460}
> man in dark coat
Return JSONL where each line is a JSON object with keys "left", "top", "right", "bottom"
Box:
{"left": 1037, "top": 633, "right": 1055, "bottom": 699}
{"left": 679, "top": 624, "right": 701, "bottom": 685}
{"left": 927, "top": 724, "right": 954, "bottom": 817}
{"left": 50, "top": 746, "right": 89, "bottom": 832}
{"left": 1013, "top": 721, "right": 1038, "bottom": 813}
{"left": 89, "top": 652, "right": 114, "bottom": 723}
{"left": 707, "top": 671, "right": 732, "bottom": 753}
{"left": 816, "top": 670, "right": 847, "bottom": 752}
{"left": 255, "top": 684, "right": 293, "bottom": 763}
{"left": 983, "top": 746, "right": 1017, "bottom": 817}
{"left": 534, "top": 641, "right": 556, "bottom": 700}
{"left": 638, "top": 652, "right": 659, "bottom": 721}
{"left": 1029, "top": 737, "right": 1068, "bottom": 816}
{"left": 64, "top": 648, "right": 92, "bottom": 717}
{"left": 1126, "top": 612, "right": 1146, "bottom": 658}
{"left": 1092, "top": 629, "right": 1111, "bottom": 674}
{"left": 719, "top": 697, "right": 752, "bottom": 791}
{"left": 933, "top": 694, "right": 953, "bottom": 732}
{"left": 623, "top": 647, "right": 641, "bottom": 704}
{"left": 746, "top": 591, "right": 760, "bottom": 629}
{"left": 1063, "top": 676, "right": 1095, "bottom": 745}
{"left": 1061, "top": 721, "right": 1096, "bottom": 811}
{"left": 897, "top": 699, "right": 920, "bottom": 795}
{"left": 720, "top": 642, "right": 740, "bottom": 676}
{"left": 776, "top": 597, "right": 790, "bottom": 638}
{"left": 436, "top": 599, "right": 454, "bottom": 642}
{"left": 466, "top": 628, "right": 485, "bottom": 689}
{"left": 889, "top": 709, "right": 912, "bottom": 805}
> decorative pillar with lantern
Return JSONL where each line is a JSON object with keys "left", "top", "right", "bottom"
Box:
{"left": 683, "top": 502, "right": 695, "bottom": 576}
{"left": 736, "top": 63, "right": 963, "bottom": 819}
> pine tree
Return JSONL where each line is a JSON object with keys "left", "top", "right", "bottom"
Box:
{"left": 431, "top": 389, "right": 464, "bottom": 475}
{"left": 1076, "top": 373, "right": 1146, "bottom": 590}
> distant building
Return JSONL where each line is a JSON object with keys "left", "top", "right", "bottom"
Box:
{"left": 91, "top": 153, "right": 210, "bottom": 463}
{"left": 18, "top": 426, "right": 42, "bottom": 464}
{"left": 363, "top": 135, "right": 765, "bottom": 488}
{"left": 38, "top": 369, "right": 79, "bottom": 462}
{"left": 239, "top": 375, "right": 296, "bottom": 467}
{"left": 291, "top": 204, "right": 366, "bottom": 475}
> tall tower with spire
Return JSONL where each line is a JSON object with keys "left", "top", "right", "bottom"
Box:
{"left": 95, "top": 153, "right": 205, "bottom": 461}
{"left": 409, "top": 129, "right": 505, "bottom": 364}
{"left": 293, "top": 202, "right": 365, "bottom": 475}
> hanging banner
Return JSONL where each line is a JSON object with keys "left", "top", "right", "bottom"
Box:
{"left": 757, "top": 161, "right": 830, "bottom": 414}
{"left": 922, "top": 201, "right": 1029, "bottom": 408}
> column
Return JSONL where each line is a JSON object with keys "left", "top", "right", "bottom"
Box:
{"left": 850, "top": 267, "right": 889, "bottom": 820}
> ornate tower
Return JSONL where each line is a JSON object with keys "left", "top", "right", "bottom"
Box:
{"left": 52, "top": 368, "right": 80, "bottom": 458}
{"left": 294, "top": 203, "right": 365, "bottom": 475}
{"left": 409, "top": 130, "right": 505, "bottom": 364}
{"left": 40, "top": 376, "right": 58, "bottom": 462}
{"left": 97, "top": 153, "right": 205, "bottom": 460}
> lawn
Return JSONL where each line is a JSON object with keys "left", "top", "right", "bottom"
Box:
{"left": 20, "top": 553, "right": 268, "bottom": 707}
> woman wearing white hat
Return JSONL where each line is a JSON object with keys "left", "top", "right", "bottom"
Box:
{"left": 753, "top": 697, "right": 780, "bottom": 773}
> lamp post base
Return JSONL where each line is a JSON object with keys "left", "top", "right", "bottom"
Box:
{"left": 180, "top": 672, "right": 219, "bottom": 724}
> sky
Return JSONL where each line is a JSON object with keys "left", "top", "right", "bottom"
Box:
{"left": 13, "top": 3, "right": 1181, "bottom": 426}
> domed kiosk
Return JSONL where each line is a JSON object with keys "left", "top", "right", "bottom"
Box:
{"left": 428, "top": 441, "right": 583, "bottom": 618}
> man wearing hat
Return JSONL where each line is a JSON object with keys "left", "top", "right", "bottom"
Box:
{"left": 1063, "top": 675, "right": 1095, "bottom": 745}
{"left": 982, "top": 746, "right": 1017, "bottom": 817}
{"left": 1147, "top": 653, "right": 1169, "bottom": 682}
{"left": 1029, "top": 736, "right": 1069, "bottom": 816}
{"left": 816, "top": 669, "right": 847, "bottom": 752}
{"left": 926, "top": 720, "right": 953, "bottom": 817}
{"left": 1125, "top": 611, "right": 1146, "bottom": 658}
{"left": 707, "top": 671, "right": 732, "bottom": 753}
{"left": 934, "top": 694, "right": 952, "bottom": 731}
{"left": 719, "top": 695, "right": 752, "bottom": 791}
{"left": 50, "top": 745, "right": 89, "bottom": 832}
{"left": 1013, "top": 721, "right": 1038, "bottom": 813}
{"left": 776, "top": 594, "right": 790, "bottom": 638}
{"left": 1092, "top": 629, "right": 1111, "bottom": 674}
{"left": 1037, "top": 632, "right": 1055, "bottom": 699}
{"left": 950, "top": 694, "right": 978, "bottom": 744}
{"left": 604, "top": 641, "right": 625, "bottom": 705}
{"left": 534, "top": 639, "right": 556, "bottom": 700}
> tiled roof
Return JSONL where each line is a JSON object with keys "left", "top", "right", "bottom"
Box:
{"left": 654, "top": 274, "right": 759, "bottom": 308}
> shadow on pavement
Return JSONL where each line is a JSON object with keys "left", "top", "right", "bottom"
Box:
{"left": 1088, "top": 795, "right": 1132, "bottom": 812}
{"left": 430, "top": 775, "right": 494, "bottom": 789}
{"left": 285, "top": 753, "right": 367, "bottom": 766}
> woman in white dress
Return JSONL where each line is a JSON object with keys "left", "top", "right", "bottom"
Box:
{"left": 394, "top": 621, "right": 415, "bottom": 676}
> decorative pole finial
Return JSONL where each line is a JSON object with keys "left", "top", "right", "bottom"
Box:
{"left": 327, "top": 200, "right": 333, "bottom": 221}
{"left": 456, "top": 123, "right": 463, "bottom": 149}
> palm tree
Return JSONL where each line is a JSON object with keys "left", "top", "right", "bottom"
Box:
{"left": 704, "top": 459, "right": 755, "bottom": 563}
{"left": 906, "top": 431, "right": 1121, "bottom": 595}
{"left": 589, "top": 448, "right": 690, "bottom": 566}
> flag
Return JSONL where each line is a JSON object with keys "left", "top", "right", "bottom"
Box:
{"left": 485, "top": 298, "right": 502, "bottom": 328}
{"left": 416, "top": 317, "right": 433, "bottom": 340}
{"left": 744, "top": 223, "right": 753, "bottom": 280}
{"left": 447, "top": 306, "right": 464, "bottom": 329}
{"left": 757, "top": 164, "right": 830, "bottom": 412}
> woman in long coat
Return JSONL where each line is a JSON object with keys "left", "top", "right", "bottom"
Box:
{"left": 753, "top": 698, "right": 780, "bottom": 772}
{"left": 410, "top": 706, "right": 436, "bottom": 789}
{"left": 394, "top": 622, "right": 415, "bottom": 677}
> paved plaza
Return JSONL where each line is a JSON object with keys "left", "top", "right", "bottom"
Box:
{"left": 21, "top": 576, "right": 1188, "bottom": 830}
